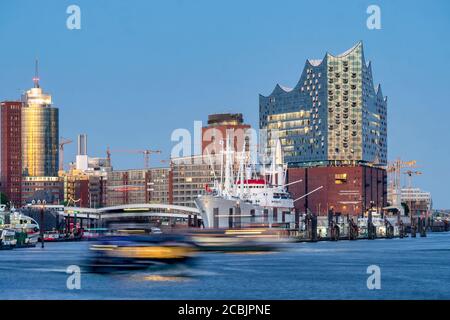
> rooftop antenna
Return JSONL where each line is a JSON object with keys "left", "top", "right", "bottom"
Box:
{"left": 33, "top": 58, "right": 40, "bottom": 88}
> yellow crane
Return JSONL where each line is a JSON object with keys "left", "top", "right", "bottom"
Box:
{"left": 403, "top": 170, "right": 422, "bottom": 188}
{"left": 386, "top": 158, "right": 418, "bottom": 211}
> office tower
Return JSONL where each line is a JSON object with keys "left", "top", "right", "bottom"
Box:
{"left": 78, "top": 134, "right": 87, "bottom": 156}
{"left": 76, "top": 134, "right": 88, "bottom": 171}
{"left": 0, "top": 101, "right": 22, "bottom": 206}
{"left": 21, "top": 62, "right": 59, "bottom": 177}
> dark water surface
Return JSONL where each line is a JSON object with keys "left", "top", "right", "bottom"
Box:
{"left": 1, "top": 233, "right": 449, "bottom": 299}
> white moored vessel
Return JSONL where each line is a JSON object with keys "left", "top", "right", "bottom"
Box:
{"left": 195, "top": 138, "right": 298, "bottom": 229}
{"left": 0, "top": 205, "right": 40, "bottom": 245}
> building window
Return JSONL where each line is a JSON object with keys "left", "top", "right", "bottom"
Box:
{"left": 335, "top": 173, "right": 347, "bottom": 184}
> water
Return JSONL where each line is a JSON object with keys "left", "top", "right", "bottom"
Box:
{"left": 1, "top": 233, "right": 450, "bottom": 299}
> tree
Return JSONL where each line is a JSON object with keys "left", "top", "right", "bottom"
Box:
{"left": 0, "top": 192, "right": 9, "bottom": 207}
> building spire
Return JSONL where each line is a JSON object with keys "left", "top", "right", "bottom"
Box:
{"left": 33, "top": 58, "right": 40, "bottom": 88}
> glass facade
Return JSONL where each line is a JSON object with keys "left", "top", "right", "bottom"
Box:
{"left": 21, "top": 87, "right": 59, "bottom": 177}
{"left": 259, "top": 42, "right": 387, "bottom": 166}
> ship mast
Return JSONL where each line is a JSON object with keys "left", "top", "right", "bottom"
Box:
{"left": 223, "top": 133, "right": 233, "bottom": 198}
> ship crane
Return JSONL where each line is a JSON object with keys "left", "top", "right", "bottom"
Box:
{"left": 59, "top": 137, "right": 73, "bottom": 171}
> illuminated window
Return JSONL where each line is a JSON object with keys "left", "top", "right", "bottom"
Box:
{"left": 335, "top": 173, "right": 347, "bottom": 184}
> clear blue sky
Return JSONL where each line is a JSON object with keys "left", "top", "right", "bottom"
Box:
{"left": 0, "top": 0, "right": 449, "bottom": 208}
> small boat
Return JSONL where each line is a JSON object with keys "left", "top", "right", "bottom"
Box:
{"left": 0, "top": 208, "right": 40, "bottom": 245}
{"left": 189, "top": 228, "right": 288, "bottom": 253}
{"left": 82, "top": 228, "right": 110, "bottom": 240}
{"left": 86, "top": 233, "right": 198, "bottom": 273}
{"left": 0, "top": 229, "right": 17, "bottom": 249}
{"left": 43, "top": 230, "right": 62, "bottom": 242}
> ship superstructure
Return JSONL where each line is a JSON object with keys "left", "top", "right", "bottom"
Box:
{"left": 195, "top": 137, "right": 297, "bottom": 229}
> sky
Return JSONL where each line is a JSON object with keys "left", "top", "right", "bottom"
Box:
{"left": 0, "top": 0, "right": 449, "bottom": 208}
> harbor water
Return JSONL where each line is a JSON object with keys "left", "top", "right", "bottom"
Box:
{"left": 1, "top": 232, "right": 449, "bottom": 300}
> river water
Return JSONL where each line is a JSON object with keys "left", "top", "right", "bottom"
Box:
{"left": 1, "top": 232, "right": 449, "bottom": 299}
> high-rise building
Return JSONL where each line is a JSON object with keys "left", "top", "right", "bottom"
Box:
{"left": 260, "top": 42, "right": 387, "bottom": 167}
{"left": 21, "top": 65, "right": 59, "bottom": 177}
{"left": 170, "top": 113, "right": 254, "bottom": 208}
{"left": 76, "top": 134, "right": 89, "bottom": 171}
{"left": 0, "top": 101, "right": 22, "bottom": 206}
{"left": 77, "top": 134, "right": 87, "bottom": 155}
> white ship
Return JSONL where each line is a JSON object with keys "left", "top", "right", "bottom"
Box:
{"left": 195, "top": 138, "right": 300, "bottom": 229}
{"left": 0, "top": 205, "right": 40, "bottom": 244}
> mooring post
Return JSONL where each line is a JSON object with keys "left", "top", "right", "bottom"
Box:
{"left": 311, "top": 212, "right": 318, "bottom": 242}
{"left": 327, "top": 208, "right": 334, "bottom": 240}
{"left": 411, "top": 216, "right": 417, "bottom": 238}
{"left": 368, "top": 210, "right": 375, "bottom": 240}
{"left": 420, "top": 217, "right": 427, "bottom": 237}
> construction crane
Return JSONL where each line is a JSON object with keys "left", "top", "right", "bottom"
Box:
{"left": 403, "top": 170, "right": 422, "bottom": 188}
{"left": 106, "top": 146, "right": 111, "bottom": 163}
{"left": 387, "top": 158, "right": 417, "bottom": 190}
{"left": 159, "top": 159, "right": 173, "bottom": 166}
{"left": 59, "top": 137, "right": 73, "bottom": 171}
{"left": 386, "top": 158, "right": 417, "bottom": 211}
{"left": 108, "top": 148, "right": 162, "bottom": 169}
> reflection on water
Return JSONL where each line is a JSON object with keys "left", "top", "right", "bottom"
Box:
{"left": 140, "top": 275, "right": 192, "bottom": 282}
{"left": 224, "top": 251, "right": 278, "bottom": 255}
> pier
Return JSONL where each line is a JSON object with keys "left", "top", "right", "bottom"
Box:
{"left": 2, "top": 203, "right": 448, "bottom": 250}
{"left": 289, "top": 211, "right": 441, "bottom": 242}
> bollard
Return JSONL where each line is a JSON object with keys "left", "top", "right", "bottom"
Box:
{"left": 420, "top": 218, "right": 427, "bottom": 237}
{"left": 311, "top": 213, "right": 318, "bottom": 242}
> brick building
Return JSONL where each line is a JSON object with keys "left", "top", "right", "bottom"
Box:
{"left": 0, "top": 101, "right": 23, "bottom": 206}
{"left": 202, "top": 113, "right": 252, "bottom": 156}
{"left": 287, "top": 165, "right": 387, "bottom": 216}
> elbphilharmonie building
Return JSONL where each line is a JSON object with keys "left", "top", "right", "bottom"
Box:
{"left": 259, "top": 42, "right": 387, "bottom": 167}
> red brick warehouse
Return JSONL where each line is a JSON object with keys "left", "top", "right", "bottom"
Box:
{"left": 287, "top": 166, "right": 387, "bottom": 216}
